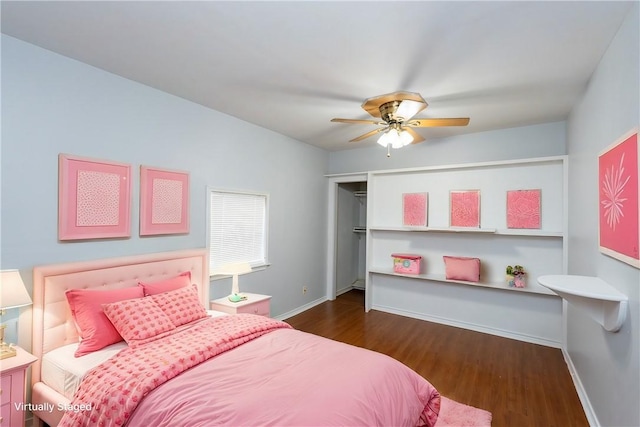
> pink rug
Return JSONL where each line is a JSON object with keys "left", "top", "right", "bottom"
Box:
{"left": 435, "top": 396, "right": 492, "bottom": 427}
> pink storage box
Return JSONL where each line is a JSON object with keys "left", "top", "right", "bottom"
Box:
{"left": 392, "top": 254, "right": 422, "bottom": 274}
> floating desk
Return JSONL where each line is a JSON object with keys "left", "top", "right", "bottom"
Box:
{"left": 538, "top": 275, "right": 628, "bottom": 332}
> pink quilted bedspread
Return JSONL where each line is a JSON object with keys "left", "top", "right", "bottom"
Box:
{"left": 60, "top": 315, "right": 441, "bottom": 427}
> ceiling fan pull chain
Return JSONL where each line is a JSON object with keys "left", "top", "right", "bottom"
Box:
{"left": 387, "top": 144, "right": 391, "bottom": 157}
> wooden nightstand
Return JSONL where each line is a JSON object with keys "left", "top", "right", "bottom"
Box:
{"left": 210, "top": 293, "right": 271, "bottom": 317}
{"left": 1, "top": 346, "right": 37, "bottom": 427}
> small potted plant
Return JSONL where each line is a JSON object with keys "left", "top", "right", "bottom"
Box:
{"left": 506, "top": 265, "right": 526, "bottom": 288}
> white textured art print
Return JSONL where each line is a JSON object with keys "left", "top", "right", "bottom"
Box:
{"left": 151, "top": 178, "right": 183, "bottom": 224}
{"left": 76, "top": 170, "right": 120, "bottom": 226}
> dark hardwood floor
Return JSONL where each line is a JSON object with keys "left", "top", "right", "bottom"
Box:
{"left": 286, "top": 290, "right": 588, "bottom": 427}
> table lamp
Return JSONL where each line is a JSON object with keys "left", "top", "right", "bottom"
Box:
{"left": 214, "top": 262, "right": 252, "bottom": 303}
{"left": 0, "top": 270, "right": 33, "bottom": 359}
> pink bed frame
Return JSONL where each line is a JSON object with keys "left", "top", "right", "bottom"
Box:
{"left": 30, "top": 249, "right": 209, "bottom": 426}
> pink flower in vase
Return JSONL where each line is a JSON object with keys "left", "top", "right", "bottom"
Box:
{"left": 506, "top": 265, "right": 526, "bottom": 288}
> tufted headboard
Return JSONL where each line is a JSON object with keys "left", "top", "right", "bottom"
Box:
{"left": 31, "top": 249, "right": 209, "bottom": 387}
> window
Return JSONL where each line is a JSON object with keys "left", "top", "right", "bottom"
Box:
{"left": 208, "top": 189, "right": 269, "bottom": 274}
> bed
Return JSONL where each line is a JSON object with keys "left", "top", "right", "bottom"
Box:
{"left": 31, "top": 249, "right": 442, "bottom": 427}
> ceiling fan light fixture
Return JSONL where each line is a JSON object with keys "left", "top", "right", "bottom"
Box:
{"left": 377, "top": 130, "right": 392, "bottom": 147}
{"left": 331, "top": 91, "right": 468, "bottom": 152}
{"left": 377, "top": 128, "right": 414, "bottom": 149}
{"left": 398, "top": 129, "right": 413, "bottom": 146}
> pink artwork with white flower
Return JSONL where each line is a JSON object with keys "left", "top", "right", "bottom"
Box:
{"left": 450, "top": 190, "right": 480, "bottom": 227}
{"left": 507, "top": 189, "right": 541, "bottom": 229}
{"left": 403, "top": 193, "right": 428, "bottom": 226}
{"left": 599, "top": 131, "right": 639, "bottom": 267}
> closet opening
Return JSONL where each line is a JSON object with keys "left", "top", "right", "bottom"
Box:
{"left": 335, "top": 181, "right": 367, "bottom": 298}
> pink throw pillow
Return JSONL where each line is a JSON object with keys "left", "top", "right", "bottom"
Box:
{"left": 443, "top": 256, "right": 481, "bottom": 282}
{"left": 138, "top": 271, "right": 191, "bottom": 296}
{"left": 151, "top": 285, "right": 208, "bottom": 327}
{"left": 103, "top": 297, "right": 176, "bottom": 346}
{"left": 66, "top": 287, "right": 144, "bottom": 357}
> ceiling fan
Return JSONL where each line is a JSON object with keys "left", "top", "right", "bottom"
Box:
{"left": 331, "top": 91, "right": 470, "bottom": 156}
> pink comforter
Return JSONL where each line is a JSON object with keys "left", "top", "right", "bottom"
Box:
{"left": 62, "top": 315, "right": 441, "bottom": 426}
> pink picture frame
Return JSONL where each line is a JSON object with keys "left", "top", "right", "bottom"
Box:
{"left": 507, "top": 189, "right": 541, "bottom": 229}
{"left": 598, "top": 129, "right": 639, "bottom": 268}
{"left": 58, "top": 154, "right": 132, "bottom": 240}
{"left": 450, "top": 190, "right": 480, "bottom": 228}
{"left": 140, "top": 166, "right": 190, "bottom": 236}
{"left": 403, "top": 192, "right": 428, "bottom": 226}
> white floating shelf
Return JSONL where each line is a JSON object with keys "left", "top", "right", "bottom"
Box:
{"left": 369, "top": 226, "right": 497, "bottom": 233}
{"left": 370, "top": 268, "right": 558, "bottom": 296}
{"left": 494, "top": 229, "right": 564, "bottom": 237}
{"left": 368, "top": 226, "right": 563, "bottom": 237}
{"left": 537, "top": 275, "right": 628, "bottom": 332}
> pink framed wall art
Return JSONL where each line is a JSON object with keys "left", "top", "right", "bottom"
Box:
{"left": 507, "top": 189, "right": 541, "bottom": 229}
{"left": 140, "top": 166, "right": 190, "bottom": 236}
{"left": 450, "top": 190, "right": 480, "bottom": 228}
{"left": 598, "top": 129, "right": 639, "bottom": 268}
{"left": 58, "top": 154, "right": 132, "bottom": 240}
{"left": 403, "top": 192, "right": 428, "bottom": 226}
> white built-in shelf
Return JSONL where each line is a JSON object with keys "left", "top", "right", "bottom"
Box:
{"left": 537, "top": 275, "right": 628, "bottom": 332}
{"left": 494, "top": 229, "right": 563, "bottom": 237}
{"left": 369, "top": 226, "right": 497, "bottom": 233}
{"left": 368, "top": 226, "right": 562, "bottom": 237}
{"left": 370, "top": 267, "right": 558, "bottom": 296}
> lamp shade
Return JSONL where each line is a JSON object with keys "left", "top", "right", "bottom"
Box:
{"left": 0, "top": 270, "right": 32, "bottom": 310}
{"left": 214, "top": 262, "right": 252, "bottom": 296}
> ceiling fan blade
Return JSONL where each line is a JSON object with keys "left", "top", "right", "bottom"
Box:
{"left": 331, "top": 118, "right": 385, "bottom": 125}
{"left": 404, "top": 127, "right": 426, "bottom": 144}
{"left": 405, "top": 117, "right": 470, "bottom": 127}
{"left": 350, "top": 127, "right": 387, "bottom": 142}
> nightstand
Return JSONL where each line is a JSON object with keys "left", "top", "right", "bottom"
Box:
{"left": 210, "top": 293, "right": 271, "bottom": 317}
{"left": 1, "top": 346, "right": 37, "bottom": 427}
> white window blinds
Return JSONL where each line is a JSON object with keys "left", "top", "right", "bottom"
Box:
{"left": 209, "top": 190, "right": 268, "bottom": 272}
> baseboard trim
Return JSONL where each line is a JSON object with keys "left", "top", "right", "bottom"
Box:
{"left": 562, "top": 347, "right": 599, "bottom": 426}
{"left": 276, "top": 297, "right": 328, "bottom": 321}
{"left": 372, "top": 304, "right": 562, "bottom": 348}
{"left": 336, "top": 286, "right": 353, "bottom": 296}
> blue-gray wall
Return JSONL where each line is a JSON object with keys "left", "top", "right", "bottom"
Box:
{"left": 1, "top": 35, "right": 329, "bottom": 345}
{"left": 566, "top": 4, "right": 639, "bottom": 426}
{"left": 328, "top": 121, "right": 566, "bottom": 174}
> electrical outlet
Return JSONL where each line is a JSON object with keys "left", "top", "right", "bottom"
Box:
{"left": 302, "top": 286, "right": 308, "bottom": 295}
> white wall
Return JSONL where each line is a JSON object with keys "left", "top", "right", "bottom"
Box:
{"left": 1, "top": 36, "right": 329, "bottom": 346}
{"left": 566, "top": 4, "right": 639, "bottom": 427}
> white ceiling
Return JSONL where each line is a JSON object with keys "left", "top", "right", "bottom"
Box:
{"left": 1, "top": 1, "right": 633, "bottom": 151}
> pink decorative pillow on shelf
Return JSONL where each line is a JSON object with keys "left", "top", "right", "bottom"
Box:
{"left": 103, "top": 297, "right": 176, "bottom": 346}
{"left": 443, "top": 256, "right": 481, "bottom": 282}
{"left": 151, "top": 284, "right": 208, "bottom": 327}
{"left": 65, "top": 286, "right": 144, "bottom": 357}
{"left": 138, "top": 271, "right": 191, "bottom": 296}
